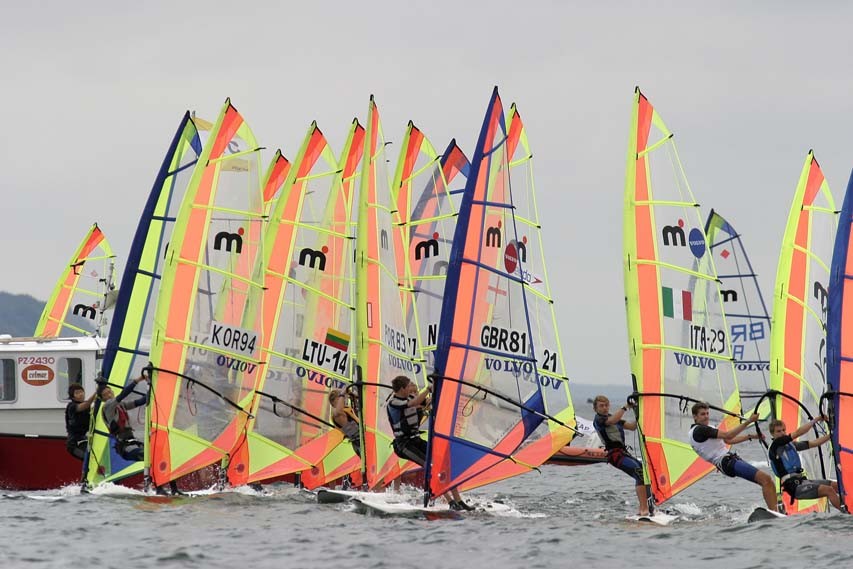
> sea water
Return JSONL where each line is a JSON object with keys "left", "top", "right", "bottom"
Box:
{"left": 2, "top": 444, "right": 851, "bottom": 569}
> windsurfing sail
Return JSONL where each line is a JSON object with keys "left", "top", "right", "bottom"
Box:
{"left": 705, "top": 210, "right": 772, "bottom": 406}
{"left": 356, "top": 97, "right": 421, "bottom": 489}
{"left": 35, "top": 223, "right": 117, "bottom": 338}
{"left": 297, "top": 120, "right": 366, "bottom": 490}
{"left": 424, "top": 88, "right": 575, "bottom": 501}
{"left": 84, "top": 112, "right": 205, "bottom": 486}
{"left": 393, "top": 130, "right": 469, "bottom": 373}
{"left": 147, "top": 99, "right": 265, "bottom": 487}
{"left": 768, "top": 151, "right": 837, "bottom": 514}
{"left": 227, "top": 121, "right": 359, "bottom": 486}
{"left": 624, "top": 87, "right": 740, "bottom": 506}
{"left": 387, "top": 130, "right": 470, "bottom": 483}
{"left": 827, "top": 169, "right": 853, "bottom": 512}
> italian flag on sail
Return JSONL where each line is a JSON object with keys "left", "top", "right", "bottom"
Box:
{"left": 662, "top": 286, "right": 692, "bottom": 321}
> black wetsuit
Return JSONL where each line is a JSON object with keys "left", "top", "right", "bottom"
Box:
{"left": 65, "top": 401, "right": 90, "bottom": 460}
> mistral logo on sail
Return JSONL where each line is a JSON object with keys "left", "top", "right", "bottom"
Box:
{"left": 72, "top": 303, "right": 97, "bottom": 320}
{"left": 213, "top": 227, "right": 244, "bottom": 254}
{"left": 414, "top": 232, "right": 440, "bottom": 260}
{"left": 298, "top": 246, "right": 328, "bottom": 271}
{"left": 661, "top": 219, "right": 705, "bottom": 259}
{"left": 209, "top": 321, "right": 258, "bottom": 358}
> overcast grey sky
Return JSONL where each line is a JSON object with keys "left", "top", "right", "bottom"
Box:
{"left": 3, "top": 2, "right": 853, "bottom": 386}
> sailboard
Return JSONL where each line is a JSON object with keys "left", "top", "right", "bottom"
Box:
{"left": 767, "top": 151, "right": 837, "bottom": 515}
{"left": 627, "top": 512, "right": 678, "bottom": 526}
{"left": 827, "top": 169, "right": 853, "bottom": 513}
{"left": 624, "top": 87, "right": 741, "bottom": 507}
{"left": 705, "top": 210, "right": 772, "bottom": 411}
{"left": 147, "top": 99, "right": 265, "bottom": 488}
{"left": 424, "top": 88, "right": 576, "bottom": 503}
{"left": 226, "top": 121, "right": 359, "bottom": 487}
{"left": 84, "top": 112, "right": 205, "bottom": 487}
{"left": 35, "top": 223, "right": 117, "bottom": 338}
{"left": 747, "top": 506, "right": 787, "bottom": 522}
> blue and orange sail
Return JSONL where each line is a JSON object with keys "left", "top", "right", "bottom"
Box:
{"left": 84, "top": 112, "right": 205, "bottom": 487}
{"left": 147, "top": 99, "right": 265, "bottom": 487}
{"left": 828, "top": 169, "right": 853, "bottom": 512}
{"left": 770, "top": 151, "right": 837, "bottom": 514}
{"left": 425, "top": 88, "right": 575, "bottom": 501}
{"left": 35, "top": 223, "right": 116, "bottom": 338}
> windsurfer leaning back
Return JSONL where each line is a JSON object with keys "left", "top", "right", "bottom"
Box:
{"left": 689, "top": 402, "right": 777, "bottom": 511}
{"left": 768, "top": 416, "right": 844, "bottom": 512}
{"left": 386, "top": 375, "right": 473, "bottom": 511}
{"left": 98, "top": 374, "right": 148, "bottom": 461}
{"left": 592, "top": 395, "right": 649, "bottom": 516}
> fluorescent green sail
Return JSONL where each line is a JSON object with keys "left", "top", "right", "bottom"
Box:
{"left": 768, "top": 151, "right": 836, "bottom": 514}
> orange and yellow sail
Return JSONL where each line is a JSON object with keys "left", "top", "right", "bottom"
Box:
{"left": 227, "top": 121, "right": 361, "bottom": 486}
{"left": 35, "top": 223, "right": 116, "bottom": 338}
{"left": 769, "top": 151, "right": 837, "bottom": 514}
{"left": 147, "top": 99, "right": 265, "bottom": 487}
{"left": 624, "top": 87, "right": 740, "bottom": 505}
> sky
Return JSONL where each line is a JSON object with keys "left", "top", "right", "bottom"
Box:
{"left": 3, "top": 2, "right": 853, "bottom": 387}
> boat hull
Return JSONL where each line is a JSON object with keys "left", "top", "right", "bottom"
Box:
{"left": 545, "top": 446, "right": 607, "bottom": 466}
{"left": 0, "top": 433, "right": 82, "bottom": 490}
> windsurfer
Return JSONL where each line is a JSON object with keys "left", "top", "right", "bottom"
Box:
{"left": 689, "top": 402, "right": 776, "bottom": 510}
{"left": 65, "top": 383, "right": 96, "bottom": 460}
{"left": 387, "top": 375, "right": 472, "bottom": 511}
{"left": 592, "top": 395, "right": 649, "bottom": 516}
{"left": 329, "top": 388, "right": 360, "bottom": 457}
{"left": 98, "top": 374, "right": 148, "bottom": 461}
{"left": 767, "top": 416, "right": 844, "bottom": 512}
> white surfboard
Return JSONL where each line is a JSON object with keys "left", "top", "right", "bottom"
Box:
{"left": 352, "top": 497, "right": 464, "bottom": 519}
{"left": 747, "top": 507, "right": 787, "bottom": 523}
{"left": 626, "top": 512, "right": 678, "bottom": 526}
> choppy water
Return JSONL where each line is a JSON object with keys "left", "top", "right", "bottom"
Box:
{"left": 2, "top": 444, "right": 851, "bottom": 569}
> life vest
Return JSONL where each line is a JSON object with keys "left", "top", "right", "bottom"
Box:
{"left": 688, "top": 424, "right": 729, "bottom": 467}
{"left": 107, "top": 404, "right": 133, "bottom": 441}
{"left": 769, "top": 439, "right": 804, "bottom": 479}
{"left": 593, "top": 413, "right": 626, "bottom": 450}
{"left": 337, "top": 406, "right": 360, "bottom": 443}
{"left": 387, "top": 395, "right": 422, "bottom": 438}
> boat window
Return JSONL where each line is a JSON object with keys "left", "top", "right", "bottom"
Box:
{"left": 55, "top": 357, "right": 84, "bottom": 401}
{"left": 0, "top": 359, "right": 15, "bottom": 402}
